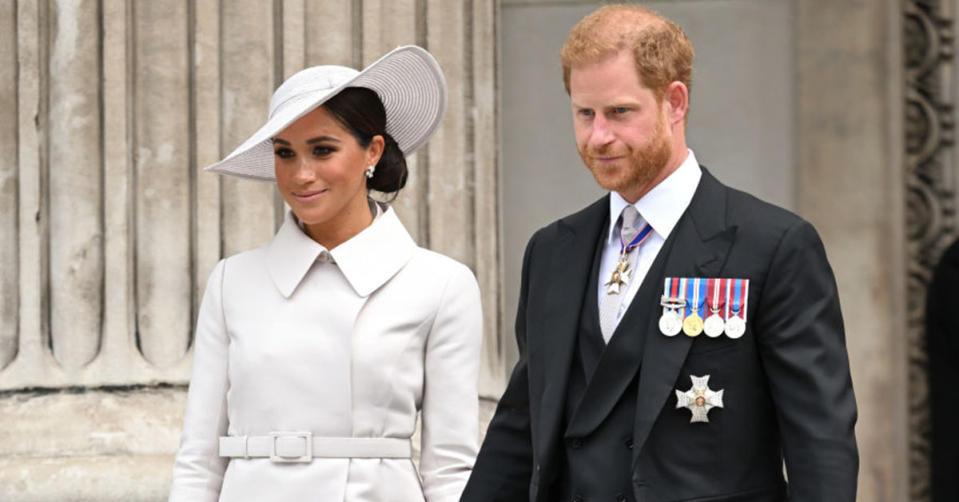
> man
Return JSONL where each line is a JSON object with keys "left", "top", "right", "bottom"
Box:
{"left": 926, "top": 237, "right": 959, "bottom": 502}
{"left": 462, "top": 4, "right": 858, "bottom": 501}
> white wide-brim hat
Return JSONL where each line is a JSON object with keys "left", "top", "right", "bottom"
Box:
{"left": 205, "top": 45, "right": 447, "bottom": 181}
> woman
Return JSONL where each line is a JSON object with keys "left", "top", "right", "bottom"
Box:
{"left": 169, "top": 46, "right": 481, "bottom": 502}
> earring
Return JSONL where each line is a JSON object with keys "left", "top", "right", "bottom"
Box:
{"left": 366, "top": 165, "right": 375, "bottom": 179}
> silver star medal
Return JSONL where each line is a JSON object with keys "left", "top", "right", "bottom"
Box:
{"left": 675, "top": 375, "right": 724, "bottom": 423}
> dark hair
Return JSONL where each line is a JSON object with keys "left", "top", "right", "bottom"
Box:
{"left": 322, "top": 87, "right": 408, "bottom": 195}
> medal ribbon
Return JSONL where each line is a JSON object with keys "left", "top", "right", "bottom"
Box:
{"left": 697, "top": 278, "right": 707, "bottom": 318}
{"left": 679, "top": 278, "right": 688, "bottom": 318}
{"left": 724, "top": 278, "right": 732, "bottom": 320}
{"left": 708, "top": 278, "right": 721, "bottom": 312}
{"left": 685, "top": 278, "right": 701, "bottom": 318}
{"left": 662, "top": 277, "right": 676, "bottom": 314}
{"left": 731, "top": 279, "right": 743, "bottom": 320}
{"left": 740, "top": 279, "right": 750, "bottom": 320}
{"left": 662, "top": 277, "right": 682, "bottom": 313}
{"left": 620, "top": 223, "right": 654, "bottom": 255}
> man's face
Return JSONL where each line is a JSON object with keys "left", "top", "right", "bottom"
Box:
{"left": 570, "top": 50, "right": 672, "bottom": 202}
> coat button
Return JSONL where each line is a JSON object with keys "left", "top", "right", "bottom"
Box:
{"left": 625, "top": 438, "right": 634, "bottom": 449}
{"left": 616, "top": 493, "right": 627, "bottom": 502}
{"left": 570, "top": 438, "right": 583, "bottom": 449}
{"left": 573, "top": 496, "right": 583, "bottom": 502}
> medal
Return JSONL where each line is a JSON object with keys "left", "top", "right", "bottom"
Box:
{"left": 682, "top": 278, "right": 704, "bottom": 337}
{"left": 724, "top": 278, "right": 748, "bottom": 339}
{"left": 675, "top": 374, "right": 724, "bottom": 423}
{"left": 604, "top": 253, "right": 631, "bottom": 295}
{"left": 703, "top": 311, "right": 724, "bottom": 338}
{"left": 659, "top": 310, "right": 683, "bottom": 336}
{"left": 703, "top": 278, "right": 725, "bottom": 337}
{"left": 683, "top": 313, "right": 703, "bottom": 336}
{"left": 659, "top": 278, "right": 685, "bottom": 336}
{"left": 603, "top": 221, "right": 654, "bottom": 295}
{"left": 661, "top": 277, "right": 749, "bottom": 339}
{"left": 725, "top": 315, "right": 745, "bottom": 339}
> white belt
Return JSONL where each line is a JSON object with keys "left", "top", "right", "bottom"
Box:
{"left": 219, "top": 432, "right": 412, "bottom": 463}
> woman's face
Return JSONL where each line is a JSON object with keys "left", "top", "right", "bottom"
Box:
{"left": 273, "top": 106, "right": 383, "bottom": 245}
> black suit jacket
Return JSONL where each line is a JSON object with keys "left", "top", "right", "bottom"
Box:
{"left": 462, "top": 169, "right": 858, "bottom": 501}
{"left": 926, "top": 237, "right": 959, "bottom": 502}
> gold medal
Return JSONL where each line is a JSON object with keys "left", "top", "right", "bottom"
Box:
{"left": 682, "top": 313, "right": 704, "bottom": 337}
{"left": 682, "top": 278, "right": 705, "bottom": 337}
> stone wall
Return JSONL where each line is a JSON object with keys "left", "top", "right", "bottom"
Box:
{"left": 796, "top": 1, "right": 909, "bottom": 500}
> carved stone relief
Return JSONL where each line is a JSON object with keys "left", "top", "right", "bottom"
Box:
{"left": 904, "top": 0, "right": 955, "bottom": 499}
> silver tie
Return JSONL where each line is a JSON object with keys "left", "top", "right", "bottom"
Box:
{"left": 599, "top": 205, "right": 642, "bottom": 342}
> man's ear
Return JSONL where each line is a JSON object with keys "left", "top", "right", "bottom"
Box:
{"left": 664, "top": 81, "right": 689, "bottom": 125}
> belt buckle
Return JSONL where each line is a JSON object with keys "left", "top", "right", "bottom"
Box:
{"left": 269, "top": 431, "right": 313, "bottom": 463}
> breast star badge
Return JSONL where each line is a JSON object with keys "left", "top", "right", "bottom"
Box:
{"left": 675, "top": 375, "right": 724, "bottom": 423}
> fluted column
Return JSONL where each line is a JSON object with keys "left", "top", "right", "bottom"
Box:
{"left": 47, "top": 0, "right": 103, "bottom": 370}
{"left": 133, "top": 0, "right": 193, "bottom": 367}
{"left": 0, "top": 0, "right": 19, "bottom": 372}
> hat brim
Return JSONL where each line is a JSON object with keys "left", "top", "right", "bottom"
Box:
{"left": 205, "top": 45, "right": 447, "bottom": 182}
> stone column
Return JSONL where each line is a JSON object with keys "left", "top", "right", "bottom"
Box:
{"left": 797, "top": 1, "right": 909, "bottom": 500}
{"left": 0, "top": 0, "right": 19, "bottom": 371}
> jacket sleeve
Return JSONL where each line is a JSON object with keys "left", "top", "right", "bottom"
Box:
{"left": 169, "top": 259, "right": 230, "bottom": 501}
{"left": 419, "top": 262, "right": 483, "bottom": 502}
{"left": 461, "top": 234, "right": 537, "bottom": 501}
{"left": 754, "top": 220, "right": 858, "bottom": 501}
{"left": 925, "top": 238, "right": 959, "bottom": 502}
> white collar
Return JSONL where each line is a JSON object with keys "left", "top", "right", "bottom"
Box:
{"left": 607, "top": 149, "right": 702, "bottom": 244}
{"left": 267, "top": 205, "right": 417, "bottom": 298}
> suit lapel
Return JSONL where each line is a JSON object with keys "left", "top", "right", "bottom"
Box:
{"left": 533, "top": 197, "right": 609, "bottom": 462}
{"left": 630, "top": 169, "right": 736, "bottom": 459}
{"left": 565, "top": 226, "right": 671, "bottom": 438}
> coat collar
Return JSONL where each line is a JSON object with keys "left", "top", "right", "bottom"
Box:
{"left": 267, "top": 206, "right": 417, "bottom": 298}
{"left": 606, "top": 149, "right": 702, "bottom": 245}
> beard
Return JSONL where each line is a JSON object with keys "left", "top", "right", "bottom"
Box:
{"left": 580, "top": 114, "right": 672, "bottom": 198}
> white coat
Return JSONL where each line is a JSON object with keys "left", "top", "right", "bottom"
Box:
{"left": 169, "top": 206, "right": 482, "bottom": 502}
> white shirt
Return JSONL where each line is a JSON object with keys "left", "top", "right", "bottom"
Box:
{"left": 597, "top": 149, "right": 703, "bottom": 330}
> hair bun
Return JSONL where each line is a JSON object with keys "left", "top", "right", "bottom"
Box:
{"left": 368, "top": 132, "right": 408, "bottom": 194}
